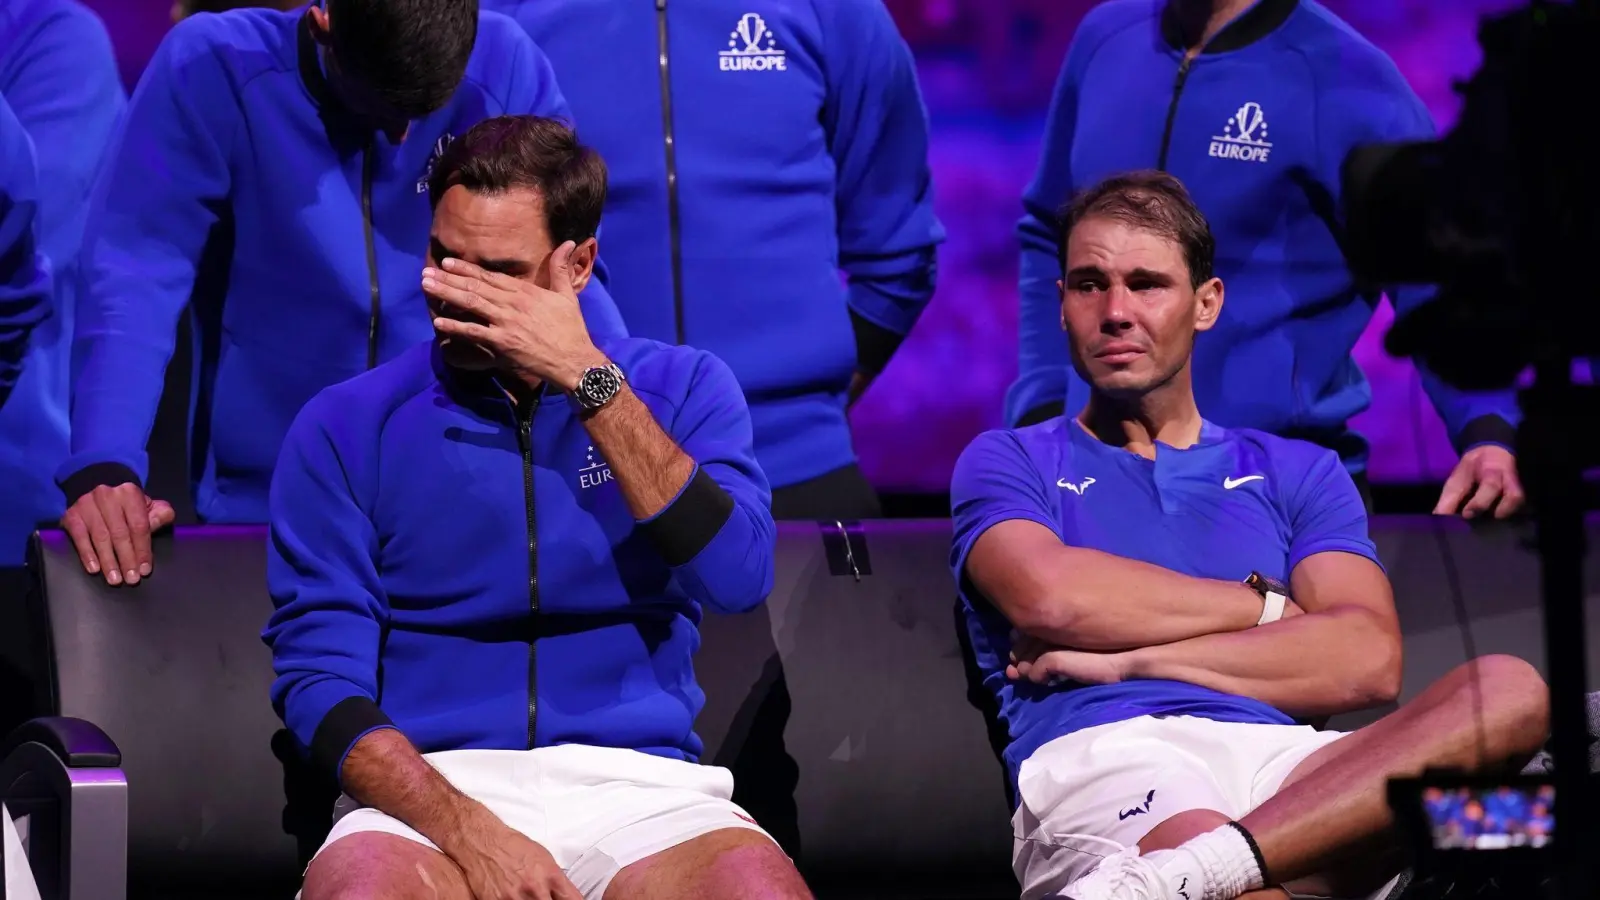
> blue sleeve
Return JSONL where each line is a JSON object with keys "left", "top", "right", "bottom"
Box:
{"left": 60, "top": 18, "right": 235, "bottom": 493}
{"left": 949, "top": 429, "right": 1059, "bottom": 583}
{"left": 0, "top": 94, "right": 50, "bottom": 407}
{"left": 1284, "top": 447, "right": 1381, "bottom": 575}
{"left": 0, "top": 4, "right": 125, "bottom": 267}
{"left": 820, "top": 0, "right": 943, "bottom": 373}
{"left": 638, "top": 351, "right": 775, "bottom": 614}
{"left": 1314, "top": 55, "right": 1518, "bottom": 452}
{"left": 492, "top": 16, "right": 629, "bottom": 344}
{"left": 1007, "top": 30, "right": 1096, "bottom": 428}
{"left": 262, "top": 394, "right": 395, "bottom": 777}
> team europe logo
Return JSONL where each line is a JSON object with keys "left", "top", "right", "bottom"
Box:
{"left": 416, "top": 134, "right": 456, "bottom": 193}
{"left": 719, "top": 13, "right": 787, "bottom": 72}
{"left": 1209, "top": 102, "right": 1272, "bottom": 164}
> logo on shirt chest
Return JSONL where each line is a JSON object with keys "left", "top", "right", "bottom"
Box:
{"left": 416, "top": 134, "right": 456, "bottom": 194}
{"left": 1208, "top": 102, "right": 1272, "bottom": 164}
{"left": 1057, "top": 476, "right": 1096, "bottom": 495}
{"left": 580, "top": 445, "right": 614, "bottom": 490}
{"left": 719, "top": 13, "right": 787, "bottom": 72}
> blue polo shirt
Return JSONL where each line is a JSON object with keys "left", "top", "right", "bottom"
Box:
{"left": 950, "top": 416, "right": 1379, "bottom": 788}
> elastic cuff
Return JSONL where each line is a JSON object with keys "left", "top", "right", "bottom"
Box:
{"left": 1454, "top": 414, "right": 1517, "bottom": 455}
{"left": 310, "top": 696, "right": 395, "bottom": 782}
{"left": 1227, "top": 820, "right": 1270, "bottom": 885}
{"left": 639, "top": 467, "right": 734, "bottom": 567}
{"left": 1016, "top": 401, "right": 1065, "bottom": 428}
{"left": 850, "top": 309, "right": 904, "bottom": 376}
{"left": 59, "top": 463, "right": 142, "bottom": 506}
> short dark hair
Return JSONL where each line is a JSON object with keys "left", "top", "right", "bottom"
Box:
{"left": 326, "top": 0, "right": 479, "bottom": 118}
{"left": 1059, "top": 171, "right": 1215, "bottom": 288}
{"left": 428, "top": 115, "right": 608, "bottom": 246}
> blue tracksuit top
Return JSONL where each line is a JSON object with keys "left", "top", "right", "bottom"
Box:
{"left": 0, "top": 0, "right": 123, "bottom": 564}
{"left": 61, "top": 6, "right": 628, "bottom": 523}
{"left": 1010, "top": 0, "right": 1519, "bottom": 469}
{"left": 486, "top": 0, "right": 943, "bottom": 489}
{"left": 263, "top": 338, "right": 775, "bottom": 777}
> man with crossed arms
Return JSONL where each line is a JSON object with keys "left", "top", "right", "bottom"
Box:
{"left": 950, "top": 170, "right": 1548, "bottom": 900}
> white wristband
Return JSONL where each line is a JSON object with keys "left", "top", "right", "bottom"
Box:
{"left": 1257, "top": 590, "right": 1287, "bottom": 626}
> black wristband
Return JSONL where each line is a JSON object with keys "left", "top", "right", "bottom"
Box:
{"left": 1016, "top": 401, "right": 1065, "bottom": 427}
{"left": 639, "top": 468, "right": 735, "bottom": 567}
{"left": 59, "top": 463, "right": 142, "bottom": 507}
{"left": 310, "top": 696, "right": 395, "bottom": 781}
{"left": 850, "top": 309, "right": 904, "bottom": 377}
{"left": 1454, "top": 414, "right": 1517, "bottom": 456}
{"left": 1227, "top": 820, "right": 1270, "bottom": 885}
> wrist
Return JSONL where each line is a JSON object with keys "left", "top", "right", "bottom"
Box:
{"left": 1120, "top": 645, "right": 1156, "bottom": 681}
{"left": 434, "top": 796, "right": 496, "bottom": 860}
{"left": 552, "top": 344, "right": 610, "bottom": 393}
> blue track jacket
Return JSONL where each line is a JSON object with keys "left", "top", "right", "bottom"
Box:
{"left": 1011, "top": 0, "right": 1518, "bottom": 469}
{"left": 0, "top": 0, "right": 122, "bottom": 564}
{"left": 61, "top": 6, "right": 627, "bottom": 523}
{"left": 488, "top": 0, "right": 943, "bottom": 488}
{"left": 264, "top": 338, "right": 774, "bottom": 779}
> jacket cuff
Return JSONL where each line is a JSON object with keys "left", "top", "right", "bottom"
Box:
{"left": 59, "top": 463, "right": 142, "bottom": 506}
{"left": 310, "top": 695, "right": 395, "bottom": 782}
{"left": 1016, "top": 401, "right": 1065, "bottom": 428}
{"left": 850, "top": 309, "right": 904, "bottom": 376}
{"left": 1454, "top": 414, "right": 1517, "bottom": 455}
{"left": 639, "top": 467, "right": 734, "bottom": 567}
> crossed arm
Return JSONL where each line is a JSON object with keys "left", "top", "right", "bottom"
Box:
{"left": 964, "top": 520, "right": 1403, "bottom": 719}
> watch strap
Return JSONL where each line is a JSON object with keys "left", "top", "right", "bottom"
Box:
{"left": 1256, "top": 590, "right": 1287, "bottom": 626}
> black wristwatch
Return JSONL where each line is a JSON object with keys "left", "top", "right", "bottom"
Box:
{"left": 572, "top": 362, "right": 626, "bottom": 412}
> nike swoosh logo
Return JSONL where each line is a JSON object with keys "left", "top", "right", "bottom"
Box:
{"left": 1224, "top": 475, "right": 1264, "bottom": 489}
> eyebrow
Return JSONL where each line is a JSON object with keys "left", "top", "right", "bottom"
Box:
{"left": 429, "top": 236, "right": 533, "bottom": 276}
{"left": 1064, "top": 265, "right": 1176, "bottom": 283}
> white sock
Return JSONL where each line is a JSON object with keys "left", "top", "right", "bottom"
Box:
{"left": 1153, "top": 823, "right": 1266, "bottom": 900}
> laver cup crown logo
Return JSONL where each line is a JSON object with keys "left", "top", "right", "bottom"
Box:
{"left": 1209, "top": 102, "right": 1273, "bottom": 163}
{"left": 719, "top": 13, "right": 787, "bottom": 72}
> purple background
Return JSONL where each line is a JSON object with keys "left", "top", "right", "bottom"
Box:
{"left": 82, "top": 0, "right": 1522, "bottom": 493}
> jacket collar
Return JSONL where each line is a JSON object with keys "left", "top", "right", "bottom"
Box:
{"left": 1160, "top": 0, "right": 1298, "bottom": 54}
{"left": 429, "top": 343, "right": 550, "bottom": 418}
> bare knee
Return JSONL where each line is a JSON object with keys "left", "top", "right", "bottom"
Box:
{"left": 1137, "top": 809, "right": 1232, "bottom": 854}
{"left": 607, "top": 828, "right": 810, "bottom": 900}
{"left": 302, "top": 834, "right": 468, "bottom": 900}
{"left": 1457, "top": 655, "right": 1550, "bottom": 761}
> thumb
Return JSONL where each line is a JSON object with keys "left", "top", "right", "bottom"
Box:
{"left": 148, "top": 499, "right": 177, "bottom": 530}
{"left": 548, "top": 241, "right": 577, "bottom": 297}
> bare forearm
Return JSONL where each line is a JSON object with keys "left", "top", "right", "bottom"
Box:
{"left": 1021, "top": 546, "right": 1265, "bottom": 650}
{"left": 340, "top": 728, "right": 494, "bottom": 859}
{"left": 1124, "top": 608, "right": 1402, "bottom": 717}
{"left": 582, "top": 387, "right": 695, "bottom": 519}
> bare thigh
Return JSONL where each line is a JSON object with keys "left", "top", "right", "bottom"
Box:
{"left": 602, "top": 828, "right": 811, "bottom": 900}
{"left": 301, "top": 832, "right": 474, "bottom": 900}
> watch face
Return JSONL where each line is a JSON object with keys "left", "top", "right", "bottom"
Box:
{"left": 581, "top": 367, "right": 621, "bottom": 404}
{"left": 1250, "top": 572, "right": 1289, "bottom": 596}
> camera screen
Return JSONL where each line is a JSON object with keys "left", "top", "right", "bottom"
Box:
{"left": 1423, "top": 784, "right": 1554, "bottom": 849}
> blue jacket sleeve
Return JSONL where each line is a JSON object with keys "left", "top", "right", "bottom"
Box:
{"left": 0, "top": 93, "right": 50, "bottom": 408}
{"left": 820, "top": 0, "right": 943, "bottom": 374}
{"left": 60, "top": 18, "right": 235, "bottom": 495}
{"left": 490, "top": 14, "right": 628, "bottom": 344}
{"left": 262, "top": 393, "right": 395, "bottom": 776}
{"left": 0, "top": 3, "right": 125, "bottom": 269}
{"left": 637, "top": 350, "right": 775, "bottom": 614}
{"left": 1008, "top": 28, "right": 1099, "bottom": 428}
{"left": 1314, "top": 53, "right": 1519, "bottom": 453}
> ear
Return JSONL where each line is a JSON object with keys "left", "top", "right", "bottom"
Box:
{"left": 1057, "top": 279, "right": 1067, "bottom": 331}
{"left": 307, "top": 5, "right": 332, "bottom": 45}
{"left": 566, "top": 237, "right": 598, "bottom": 294}
{"left": 1192, "top": 277, "right": 1224, "bottom": 333}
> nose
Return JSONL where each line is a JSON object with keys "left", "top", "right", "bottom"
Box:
{"left": 1099, "top": 285, "right": 1134, "bottom": 333}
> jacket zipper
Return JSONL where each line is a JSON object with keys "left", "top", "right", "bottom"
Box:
{"left": 1156, "top": 56, "right": 1195, "bottom": 171}
{"left": 361, "top": 139, "right": 382, "bottom": 368}
{"left": 655, "top": 0, "right": 686, "bottom": 344}
{"left": 514, "top": 391, "right": 544, "bottom": 749}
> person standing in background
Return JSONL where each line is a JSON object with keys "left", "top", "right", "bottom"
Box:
{"left": 58, "top": 0, "right": 627, "bottom": 586}
{"left": 0, "top": 0, "right": 124, "bottom": 571}
{"left": 1010, "top": 0, "right": 1523, "bottom": 519}
{"left": 486, "top": 0, "right": 943, "bottom": 520}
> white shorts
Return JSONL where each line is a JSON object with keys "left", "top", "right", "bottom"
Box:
{"left": 1012, "top": 715, "right": 1347, "bottom": 900}
{"left": 310, "top": 744, "right": 772, "bottom": 900}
